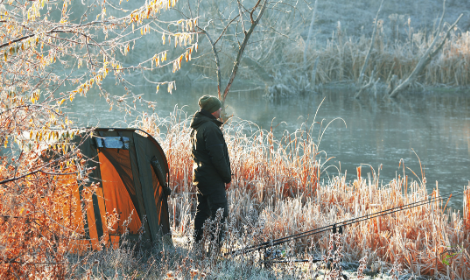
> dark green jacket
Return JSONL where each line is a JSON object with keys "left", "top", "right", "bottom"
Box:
{"left": 190, "top": 110, "right": 231, "bottom": 193}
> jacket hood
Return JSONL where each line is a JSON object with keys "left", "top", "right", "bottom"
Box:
{"left": 190, "top": 109, "right": 223, "bottom": 129}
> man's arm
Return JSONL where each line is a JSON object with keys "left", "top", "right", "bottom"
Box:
{"left": 204, "top": 126, "right": 232, "bottom": 183}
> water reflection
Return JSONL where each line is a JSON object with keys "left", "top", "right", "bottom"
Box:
{"left": 66, "top": 84, "right": 470, "bottom": 210}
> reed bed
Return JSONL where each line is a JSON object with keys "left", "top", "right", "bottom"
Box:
{"left": 195, "top": 16, "right": 470, "bottom": 90}
{"left": 135, "top": 108, "right": 470, "bottom": 279}
{"left": 290, "top": 30, "right": 470, "bottom": 87}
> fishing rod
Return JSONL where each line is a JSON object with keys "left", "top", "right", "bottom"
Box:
{"left": 226, "top": 194, "right": 448, "bottom": 256}
{"left": 235, "top": 194, "right": 446, "bottom": 255}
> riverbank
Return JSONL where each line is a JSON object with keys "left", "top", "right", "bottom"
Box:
{"left": 213, "top": 26, "right": 470, "bottom": 98}
{"left": 62, "top": 110, "right": 470, "bottom": 279}
{"left": 2, "top": 107, "right": 468, "bottom": 278}
{"left": 121, "top": 110, "right": 470, "bottom": 279}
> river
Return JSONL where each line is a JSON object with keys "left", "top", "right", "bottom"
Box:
{"left": 66, "top": 83, "right": 470, "bottom": 211}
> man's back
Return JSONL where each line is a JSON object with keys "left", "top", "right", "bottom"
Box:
{"left": 190, "top": 95, "right": 231, "bottom": 244}
{"left": 190, "top": 109, "right": 231, "bottom": 194}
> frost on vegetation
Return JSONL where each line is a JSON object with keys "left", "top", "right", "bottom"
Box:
{"left": 190, "top": 1, "right": 470, "bottom": 99}
{"left": 64, "top": 110, "right": 470, "bottom": 279}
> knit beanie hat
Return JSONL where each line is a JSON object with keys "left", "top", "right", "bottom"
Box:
{"left": 198, "top": 95, "right": 222, "bottom": 113}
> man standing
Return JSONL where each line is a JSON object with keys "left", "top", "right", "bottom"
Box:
{"left": 190, "top": 95, "right": 231, "bottom": 244}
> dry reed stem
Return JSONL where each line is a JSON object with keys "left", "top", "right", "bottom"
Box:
{"left": 465, "top": 184, "right": 470, "bottom": 232}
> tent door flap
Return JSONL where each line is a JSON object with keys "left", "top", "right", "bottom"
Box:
{"left": 151, "top": 157, "right": 171, "bottom": 196}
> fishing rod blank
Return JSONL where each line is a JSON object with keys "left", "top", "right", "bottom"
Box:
{"left": 241, "top": 195, "right": 444, "bottom": 254}
{"left": 227, "top": 194, "right": 446, "bottom": 256}
{"left": 229, "top": 195, "right": 443, "bottom": 255}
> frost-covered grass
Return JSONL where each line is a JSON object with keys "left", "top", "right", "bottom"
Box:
{"left": 64, "top": 109, "right": 470, "bottom": 279}
{"left": 91, "top": 109, "right": 467, "bottom": 279}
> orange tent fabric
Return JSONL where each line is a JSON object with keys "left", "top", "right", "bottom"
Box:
{"left": 71, "top": 128, "right": 171, "bottom": 250}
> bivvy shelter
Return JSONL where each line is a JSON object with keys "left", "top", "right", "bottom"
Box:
{"left": 73, "top": 128, "right": 171, "bottom": 249}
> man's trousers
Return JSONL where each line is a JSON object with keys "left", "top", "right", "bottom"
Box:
{"left": 194, "top": 188, "right": 228, "bottom": 244}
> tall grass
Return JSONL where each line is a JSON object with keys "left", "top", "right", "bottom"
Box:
{"left": 137, "top": 109, "right": 321, "bottom": 229}
{"left": 287, "top": 29, "right": 470, "bottom": 87}
{"left": 465, "top": 184, "right": 470, "bottom": 232}
{"left": 135, "top": 108, "right": 470, "bottom": 279}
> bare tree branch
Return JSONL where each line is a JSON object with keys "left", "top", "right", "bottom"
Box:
{"left": 237, "top": 0, "right": 247, "bottom": 34}
{"left": 222, "top": 0, "right": 268, "bottom": 103}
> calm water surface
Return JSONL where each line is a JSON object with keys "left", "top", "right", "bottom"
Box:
{"left": 67, "top": 84, "right": 470, "bottom": 211}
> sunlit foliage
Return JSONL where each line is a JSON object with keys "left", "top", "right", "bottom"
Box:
{"left": 0, "top": 0, "right": 196, "bottom": 277}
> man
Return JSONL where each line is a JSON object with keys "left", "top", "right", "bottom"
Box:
{"left": 190, "top": 95, "right": 231, "bottom": 244}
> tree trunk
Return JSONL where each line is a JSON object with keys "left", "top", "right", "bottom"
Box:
{"left": 222, "top": 0, "right": 269, "bottom": 104}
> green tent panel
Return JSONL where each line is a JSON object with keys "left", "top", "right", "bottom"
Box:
{"left": 73, "top": 128, "right": 171, "bottom": 249}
